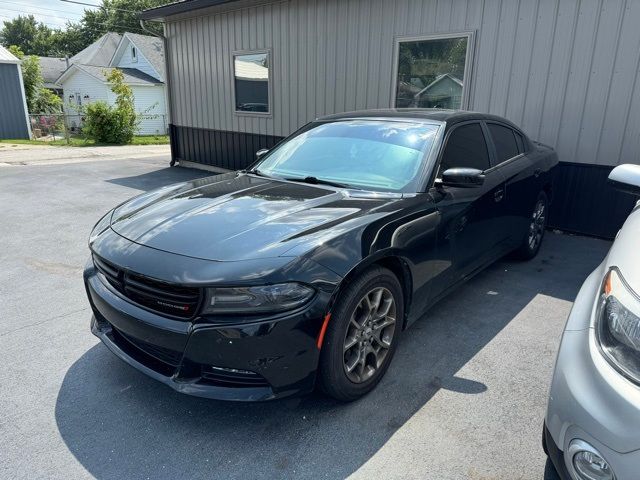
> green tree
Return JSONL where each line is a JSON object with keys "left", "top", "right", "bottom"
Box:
{"left": 59, "top": 0, "right": 167, "bottom": 54}
{"left": 82, "top": 69, "right": 138, "bottom": 144}
{"left": 1, "top": 1, "right": 167, "bottom": 57}
{"left": 9, "top": 45, "right": 42, "bottom": 112}
{"left": 9, "top": 45, "right": 63, "bottom": 114}
{"left": 33, "top": 87, "right": 63, "bottom": 114}
{"left": 1, "top": 15, "right": 58, "bottom": 56}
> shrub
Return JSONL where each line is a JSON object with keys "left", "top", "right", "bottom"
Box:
{"left": 81, "top": 69, "right": 138, "bottom": 144}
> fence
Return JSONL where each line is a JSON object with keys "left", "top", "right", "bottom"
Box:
{"left": 28, "top": 113, "right": 169, "bottom": 142}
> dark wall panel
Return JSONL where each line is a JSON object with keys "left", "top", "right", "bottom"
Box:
{"left": 171, "top": 124, "right": 635, "bottom": 239}
{"left": 172, "top": 124, "right": 284, "bottom": 171}
{"left": 548, "top": 162, "right": 636, "bottom": 239}
{"left": 0, "top": 63, "right": 29, "bottom": 140}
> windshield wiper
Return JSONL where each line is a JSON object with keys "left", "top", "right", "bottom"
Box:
{"left": 243, "top": 168, "right": 272, "bottom": 178}
{"left": 283, "top": 176, "right": 353, "bottom": 189}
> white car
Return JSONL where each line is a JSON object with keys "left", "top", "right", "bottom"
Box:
{"left": 544, "top": 164, "right": 640, "bottom": 480}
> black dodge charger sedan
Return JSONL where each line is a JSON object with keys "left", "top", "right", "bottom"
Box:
{"left": 85, "top": 109, "right": 557, "bottom": 401}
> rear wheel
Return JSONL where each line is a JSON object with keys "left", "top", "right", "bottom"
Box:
{"left": 514, "top": 191, "right": 548, "bottom": 260}
{"left": 318, "top": 266, "right": 403, "bottom": 401}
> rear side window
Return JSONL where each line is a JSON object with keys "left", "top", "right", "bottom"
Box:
{"left": 440, "top": 123, "right": 490, "bottom": 173}
{"left": 488, "top": 123, "right": 519, "bottom": 163}
{"left": 514, "top": 130, "right": 525, "bottom": 152}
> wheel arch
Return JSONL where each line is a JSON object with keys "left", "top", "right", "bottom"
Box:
{"left": 326, "top": 252, "right": 414, "bottom": 330}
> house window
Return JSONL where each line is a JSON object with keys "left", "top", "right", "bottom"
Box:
{"left": 131, "top": 46, "right": 137, "bottom": 62}
{"left": 233, "top": 51, "right": 270, "bottom": 114}
{"left": 393, "top": 33, "right": 473, "bottom": 109}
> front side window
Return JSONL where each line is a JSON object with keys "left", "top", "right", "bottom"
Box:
{"left": 234, "top": 52, "right": 269, "bottom": 113}
{"left": 395, "top": 35, "right": 470, "bottom": 109}
{"left": 439, "top": 123, "right": 490, "bottom": 173}
{"left": 255, "top": 120, "right": 440, "bottom": 192}
{"left": 488, "top": 123, "right": 519, "bottom": 164}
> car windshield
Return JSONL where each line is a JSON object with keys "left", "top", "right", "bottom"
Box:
{"left": 254, "top": 120, "right": 440, "bottom": 192}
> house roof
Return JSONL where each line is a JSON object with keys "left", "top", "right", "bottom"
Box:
{"left": 117, "top": 33, "right": 165, "bottom": 80}
{"left": 414, "top": 74, "right": 463, "bottom": 99}
{"left": 0, "top": 44, "right": 20, "bottom": 64}
{"left": 38, "top": 57, "right": 67, "bottom": 87}
{"left": 57, "top": 64, "right": 163, "bottom": 86}
{"left": 70, "top": 32, "right": 122, "bottom": 67}
{"left": 234, "top": 59, "right": 268, "bottom": 80}
{"left": 140, "top": 0, "right": 240, "bottom": 20}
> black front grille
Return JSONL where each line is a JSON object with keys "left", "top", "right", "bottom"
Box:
{"left": 200, "top": 366, "right": 270, "bottom": 388}
{"left": 115, "top": 327, "right": 183, "bottom": 366}
{"left": 93, "top": 255, "right": 201, "bottom": 319}
{"left": 109, "top": 326, "right": 176, "bottom": 377}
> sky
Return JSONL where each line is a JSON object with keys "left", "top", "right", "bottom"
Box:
{"left": 0, "top": 0, "right": 99, "bottom": 30}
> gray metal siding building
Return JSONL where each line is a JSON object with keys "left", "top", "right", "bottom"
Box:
{"left": 0, "top": 46, "right": 30, "bottom": 140}
{"left": 142, "top": 0, "right": 640, "bottom": 238}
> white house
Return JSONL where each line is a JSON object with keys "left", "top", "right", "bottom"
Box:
{"left": 56, "top": 33, "right": 168, "bottom": 135}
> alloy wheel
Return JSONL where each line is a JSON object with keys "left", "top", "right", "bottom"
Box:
{"left": 343, "top": 287, "right": 397, "bottom": 383}
{"left": 528, "top": 198, "right": 546, "bottom": 250}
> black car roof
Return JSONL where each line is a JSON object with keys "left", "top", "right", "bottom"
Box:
{"left": 317, "top": 109, "right": 521, "bottom": 129}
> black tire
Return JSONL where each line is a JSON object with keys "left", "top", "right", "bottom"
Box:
{"left": 514, "top": 191, "right": 548, "bottom": 260}
{"left": 318, "top": 266, "right": 403, "bottom": 401}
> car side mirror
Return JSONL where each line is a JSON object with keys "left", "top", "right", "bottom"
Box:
{"left": 438, "top": 168, "right": 485, "bottom": 188}
{"left": 256, "top": 148, "right": 269, "bottom": 160}
{"left": 608, "top": 164, "right": 640, "bottom": 196}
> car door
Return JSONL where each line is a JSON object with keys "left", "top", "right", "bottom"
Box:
{"left": 429, "top": 121, "right": 508, "bottom": 301}
{"left": 485, "top": 122, "right": 541, "bottom": 247}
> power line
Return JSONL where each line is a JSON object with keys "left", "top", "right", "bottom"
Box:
{"left": 0, "top": 13, "right": 70, "bottom": 30}
{"left": 0, "top": 5, "right": 83, "bottom": 21}
{"left": 59, "top": 0, "right": 139, "bottom": 13}
{"left": 0, "top": 9, "right": 150, "bottom": 34}
{"left": 0, "top": 0, "right": 85, "bottom": 17}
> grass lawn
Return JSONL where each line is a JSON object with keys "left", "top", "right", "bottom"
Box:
{"left": 0, "top": 135, "right": 169, "bottom": 147}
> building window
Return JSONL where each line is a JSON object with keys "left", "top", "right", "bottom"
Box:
{"left": 233, "top": 51, "right": 270, "bottom": 114}
{"left": 393, "top": 33, "right": 473, "bottom": 109}
{"left": 131, "top": 46, "right": 137, "bottom": 62}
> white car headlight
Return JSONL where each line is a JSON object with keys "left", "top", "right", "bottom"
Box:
{"left": 202, "top": 283, "right": 314, "bottom": 315}
{"left": 596, "top": 268, "right": 640, "bottom": 384}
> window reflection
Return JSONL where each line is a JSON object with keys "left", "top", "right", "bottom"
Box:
{"left": 256, "top": 120, "right": 439, "bottom": 192}
{"left": 395, "top": 36, "right": 468, "bottom": 109}
{"left": 234, "top": 52, "right": 269, "bottom": 113}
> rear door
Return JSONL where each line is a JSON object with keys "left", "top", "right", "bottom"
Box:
{"left": 485, "top": 122, "right": 540, "bottom": 246}
{"left": 430, "top": 121, "right": 508, "bottom": 299}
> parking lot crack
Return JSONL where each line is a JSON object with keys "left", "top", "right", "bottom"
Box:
{"left": 0, "top": 307, "right": 88, "bottom": 337}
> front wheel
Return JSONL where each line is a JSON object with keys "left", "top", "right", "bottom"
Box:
{"left": 318, "top": 266, "right": 403, "bottom": 401}
{"left": 514, "top": 191, "right": 548, "bottom": 260}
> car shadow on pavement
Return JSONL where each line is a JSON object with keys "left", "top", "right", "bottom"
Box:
{"left": 54, "top": 234, "right": 606, "bottom": 479}
{"left": 106, "top": 166, "right": 212, "bottom": 191}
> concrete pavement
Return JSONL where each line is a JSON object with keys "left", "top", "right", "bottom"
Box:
{"left": 0, "top": 144, "right": 170, "bottom": 166}
{"left": 0, "top": 153, "right": 611, "bottom": 479}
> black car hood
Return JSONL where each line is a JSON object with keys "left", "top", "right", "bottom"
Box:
{"left": 110, "top": 173, "right": 397, "bottom": 261}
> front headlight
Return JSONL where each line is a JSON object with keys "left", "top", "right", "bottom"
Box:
{"left": 89, "top": 209, "right": 113, "bottom": 244}
{"left": 596, "top": 268, "right": 640, "bottom": 384}
{"left": 202, "top": 283, "right": 314, "bottom": 315}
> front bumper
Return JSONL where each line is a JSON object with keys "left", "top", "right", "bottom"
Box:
{"left": 545, "top": 268, "right": 640, "bottom": 479}
{"left": 85, "top": 263, "right": 333, "bottom": 401}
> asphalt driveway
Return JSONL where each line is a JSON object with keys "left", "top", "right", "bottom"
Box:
{"left": 0, "top": 153, "right": 611, "bottom": 479}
